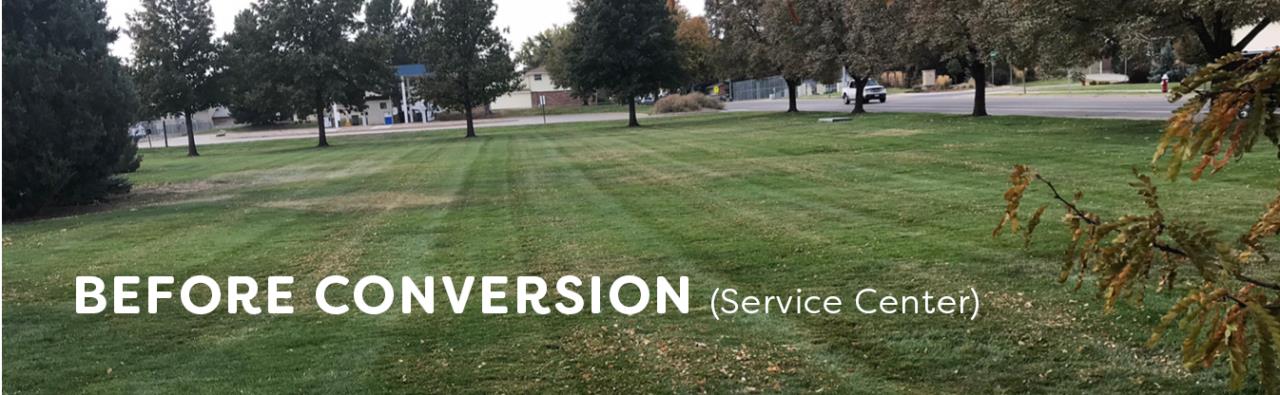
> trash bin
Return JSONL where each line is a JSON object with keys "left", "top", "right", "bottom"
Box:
{"left": 384, "top": 115, "right": 393, "bottom": 125}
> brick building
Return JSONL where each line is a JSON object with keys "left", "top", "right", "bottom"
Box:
{"left": 492, "top": 66, "right": 578, "bottom": 110}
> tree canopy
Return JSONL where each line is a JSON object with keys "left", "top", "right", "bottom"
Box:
{"left": 360, "top": 0, "right": 409, "bottom": 100}
{"left": 515, "top": 26, "right": 567, "bottom": 73}
{"left": 223, "top": 9, "right": 299, "bottom": 126}
{"left": 839, "top": 0, "right": 908, "bottom": 114}
{"left": 129, "top": 0, "right": 222, "bottom": 156}
{"left": 253, "top": 0, "right": 387, "bottom": 147}
{"left": 563, "top": 0, "right": 684, "bottom": 126}
{"left": 406, "top": 0, "right": 520, "bottom": 138}
{"left": 904, "top": 0, "right": 1021, "bottom": 116}
{"left": 708, "top": 0, "right": 838, "bottom": 112}
{"left": 666, "top": 2, "right": 718, "bottom": 92}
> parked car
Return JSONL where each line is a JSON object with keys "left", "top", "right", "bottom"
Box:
{"left": 842, "top": 80, "right": 887, "bottom": 104}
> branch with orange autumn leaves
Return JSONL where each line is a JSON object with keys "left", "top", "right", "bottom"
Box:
{"left": 988, "top": 50, "right": 1280, "bottom": 391}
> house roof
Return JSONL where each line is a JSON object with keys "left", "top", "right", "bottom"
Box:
{"left": 523, "top": 66, "right": 547, "bottom": 77}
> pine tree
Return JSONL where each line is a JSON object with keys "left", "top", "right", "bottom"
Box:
{"left": 406, "top": 0, "right": 520, "bottom": 138}
{"left": 562, "top": 0, "right": 684, "bottom": 127}
{"left": 129, "top": 0, "right": 222, "bottom": 156}
{"left": 3, "top": 0, "right": 141, "bottom": 217}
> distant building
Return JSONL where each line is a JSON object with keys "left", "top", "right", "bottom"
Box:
{"left": 492, "top": 66, "right": 577, "bottom": 110}
{"left": 1236, "top": 23, "right": 1280, "bottom": 52}
{"left": 334, "top": 94, "right": 397, "bottom": 126}
{"left": 138, "top": 106, "right": 235, "bottom": 136}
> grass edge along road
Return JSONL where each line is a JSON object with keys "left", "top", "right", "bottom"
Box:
{"left": 5, "top": 112, "right": 1275, "bottom": 393}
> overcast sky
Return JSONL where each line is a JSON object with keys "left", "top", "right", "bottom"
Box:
{"left": 105, "top": 1, "right": 1278, "bottom": 60}
{"left": 105, "top": 0, "right": 706, "bottom": 60}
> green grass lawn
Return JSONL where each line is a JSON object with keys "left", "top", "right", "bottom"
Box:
{"left": 4, "top": 112, "right": 1275, "bottom": 393}
{"left": 489, "top": 103, "right": 653, "bottom": 118}
{"left": 1020, "top": 80, "right": 1173, "bottom": 94}
{"left": 219, "top": 121, "right": 319, "bottom": 133}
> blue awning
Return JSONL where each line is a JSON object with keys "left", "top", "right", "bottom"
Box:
{"left": 395, "top": 64, "right": 430, "bottom": 77}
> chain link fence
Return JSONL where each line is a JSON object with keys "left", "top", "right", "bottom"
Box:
{"left": 730, "top": 77, "right": 840, "bottom": 101}
{"left": 137, "top": 118, "right": 217, "bottom": 137}
{"left": 730, "top": 77, "right": 790, "bottom": 101}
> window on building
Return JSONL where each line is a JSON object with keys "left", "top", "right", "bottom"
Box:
{"left": 380, "top": 102, "right": 387, "bottom": 109}
{"left": 533, "top": 74, "right": 543, "bottom": 81}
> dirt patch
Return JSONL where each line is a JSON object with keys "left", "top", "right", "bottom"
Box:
{"left": 259, "top": 192, "right": 454, "bottom": 212}
{"left": 145, "top": 194, "right": 236, "bottom": 207}
{"left": 7, "top": 182, "right": 237, "bottom": 223}
{"left": 140, "top": 180, "right": 234, "bottom": 195}
{"left": 214, "top": 160, "right": 389, "bottom": 186}
{"left": 856, "top": 128, "right": 923, "bottom": 138}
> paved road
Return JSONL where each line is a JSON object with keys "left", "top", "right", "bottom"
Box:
{"left": 138, "top": 112, "right": 652, "bottom": 149}
{"left": 726, "top": 89, "right": 1184, "bottom": 120}
{"left": 139, "top": 90, "right": 1183, "bottom": 149}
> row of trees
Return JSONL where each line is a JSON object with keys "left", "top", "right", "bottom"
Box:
{"left": 131, "top": 0, "right": 521, "bottom": 153}
{"left": 700, "top": 0, "right": 1278, "bottom": 117}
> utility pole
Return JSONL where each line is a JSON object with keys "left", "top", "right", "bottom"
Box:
{"left": 400, "top": 76, "right": 411, "bottom": 124}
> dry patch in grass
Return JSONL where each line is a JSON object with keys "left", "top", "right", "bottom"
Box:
{"left": 614, "top": 168, "right": 732, "bottom": 187}
{"left": 855, "top": 128, "right": 923, "bottom": 138}
{"left": 118, "top": 161, "right": 391, "bottom": 211}
{"left": 259, "top": 191, "right": 454, "bottom": 213}
{"left": 214, "top": 160, "right": 390, "bottom": 185}
{"left": 145, "top": 194, "right": 236, "bottom": 207}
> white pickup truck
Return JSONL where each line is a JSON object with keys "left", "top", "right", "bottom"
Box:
{"left": 841, "top": 80, "right": 887, "bottom": 105}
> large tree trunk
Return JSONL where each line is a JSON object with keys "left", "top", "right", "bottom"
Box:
{"left": 851, "top": 78, "right": 868, "bottom": 115}
{"left": 627, "top": 97, "right": 640, "bottom": 127}
{"left": 1187, "top": 16, "right": 1271, "bottom": 63}
{"left": 162, "top": 121, "right": 169, "bottom": 148}
{"left": 184, "top": 111, "right": 199, "bottom": 157}
{"left": 464, "top": 100, "right": 477, "bottom": 138}
{"left": 971, "top": 61, "right": 989, "bottom": 117}
{"left": 316, "top": 102, "right": 329, "bottom": 147}
{"left": 786, "top": 79, "right": 799, "bottom": 113}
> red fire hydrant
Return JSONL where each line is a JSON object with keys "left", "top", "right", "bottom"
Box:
{"left": 1161, "top": 73, "right": 1169, "bottom": 93}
